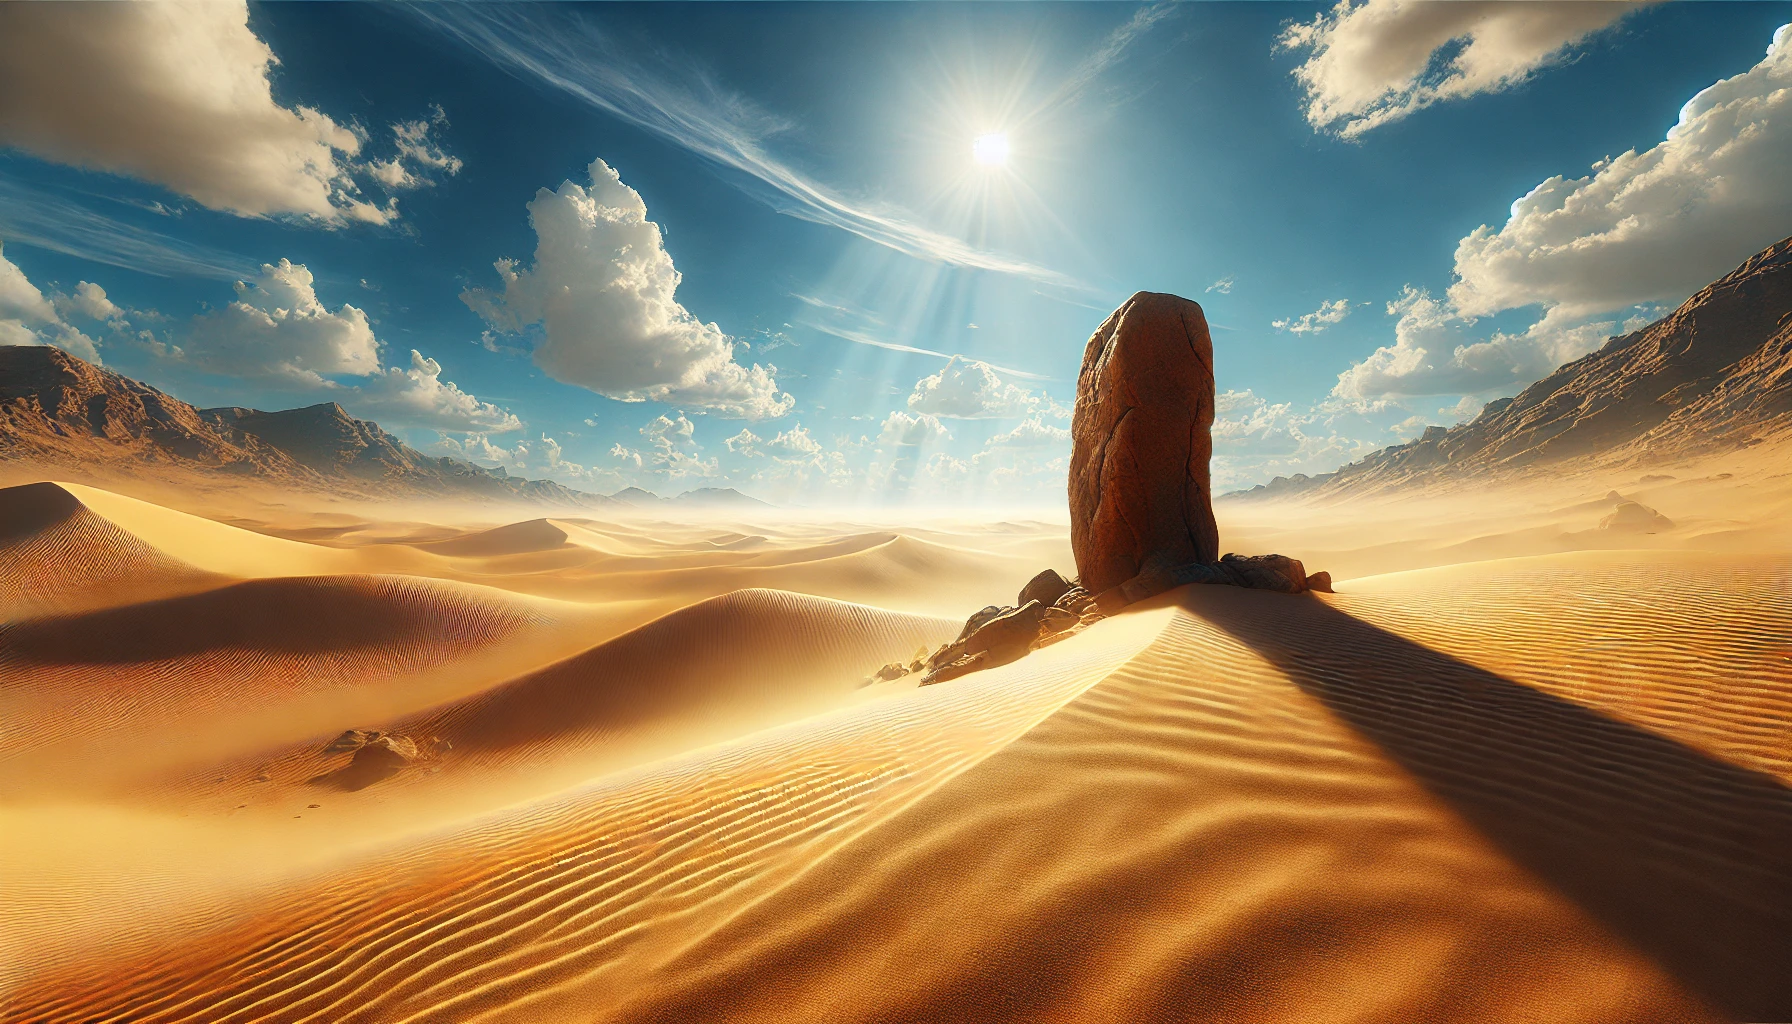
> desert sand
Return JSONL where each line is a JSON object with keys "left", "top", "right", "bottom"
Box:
{"left": 3, "top": 443, "right": 1790, "bottom": 1024}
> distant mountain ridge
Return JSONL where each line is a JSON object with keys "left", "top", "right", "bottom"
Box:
{"left": 0, "top": 346, "right": 769, "bottom": 510}
{"left": 1229, "top": 234, "right": 1792, "bottom": 501}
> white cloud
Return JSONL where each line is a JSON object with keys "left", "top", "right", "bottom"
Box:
{"left": 367, "top": 108, "right": 464, "bottom": 190}
{"left": 357, "top": 350, "right": 522, "bottom": 433}
{"left": 637, "top": 412, "right": 718, "bottom": 479}
{"left": 182, "top": 259, "right": 380, "bottom": 384}
{"left": 905, "top": 355, "right": 1053, "bottom": 418}
{"left": 1206, "top": 276, "right": 1235, "bottom": 295}
{"left": 0, "top": 241, "right": 102, "bottom": 362}
{"left": 56, "top": 281, "right": 122, "bottom": 322}
{"left": 464, "top": 158, "right": 793, "bottom": 419}
{"left": 986, "top": 416, "right": 1071, "bottom": 448}
{"left": 1280, "top": 0, "right": 1641, "bottom": 137}
{"left": 1206, "top": 388, "right": 1383, "bottom": 490}
{"left": 161, "top": 257, "right": 517, "bottom": 430}
{"left": 0, "top": 2, "right": 437, "bottom": 225}
{"left": 724, "top": 428, "right": 762, "bottom": 457}
{"left": 1450, "top": 24, "right": 1792, "bottom": 318}
{"left": 878, "top": 410, "right": 952, "bottom": 447}
{"left": 1439, "top": 395, "right": 1485, "bottom": 423}
{"left": 766, "top": 423, "right": 823, "bottom": 458}
{"left": 1272, "top": 298, "right": 1350, "bottom": 334}
{"left": 1332, "top": 288, "right": 1623, "bottom": 401}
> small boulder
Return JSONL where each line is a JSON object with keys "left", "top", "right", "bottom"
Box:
{"left": 963, "top": 601, "right": 1046, "bottom": 661}
{"left": 1600, "top": 500, "right": 1674, "bottom": 533}
{"left": 1304, "top": 571, "right": 1334, "bottom": 594}
{"left": 956, "top": 605, "right": 1007, "bottom": 641}
{"left": 868, "top": 662, "right": 909, "bottom": 684}
{"left": 1038, "top": 606, "right": 1079, "bottom": 635}
{"left": 1217, "top": 553, "right": 1309, "bottom": 593}
{"left": 323, "top": 735, "right": 418, "bottom": 791}
{"left": 922, "top": 651, "right": 988, "bottom": 686}
{"left": 324, "top": 729, "right": 383, "bottom": 754}
{"left": 1018, "top": 569, "right": 1072, "bottom": 609}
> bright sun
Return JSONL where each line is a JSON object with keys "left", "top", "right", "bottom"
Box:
{"left": 972, "top": 132, "right": 1010, "bottom": 167}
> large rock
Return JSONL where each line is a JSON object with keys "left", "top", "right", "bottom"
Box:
{"left": 1069, "top": 291, "right": 1220, "bottom": 594}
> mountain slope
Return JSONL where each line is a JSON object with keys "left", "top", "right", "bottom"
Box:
{"left": 0, "top": 346, "right": 628, "bottom": 508}
{"left": 1233, "top": 235, "right": 1792, "bottom": 499}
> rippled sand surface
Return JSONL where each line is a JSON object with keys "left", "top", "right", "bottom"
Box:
{"left": 2, "top": 468, "right": 1788, "bottom": 1023}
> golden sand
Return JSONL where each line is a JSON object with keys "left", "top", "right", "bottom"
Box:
{"left": 2, "top": 454, "right": 1788, "bottom": 1022}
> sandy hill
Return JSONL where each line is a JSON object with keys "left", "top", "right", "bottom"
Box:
{"left": 0, "top": 346, "right": 769, "bottom": 511}
{"left": 1232, "top": 234, "right": 1792, "bottom": 501}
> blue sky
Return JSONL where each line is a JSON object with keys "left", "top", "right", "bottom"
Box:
{"left": 2, "top": 1, "right": 1790, "bottom": 505}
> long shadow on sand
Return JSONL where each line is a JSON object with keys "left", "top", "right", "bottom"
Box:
{"left": 1181, "top": 586, "right": 1792, "bottom": 1020}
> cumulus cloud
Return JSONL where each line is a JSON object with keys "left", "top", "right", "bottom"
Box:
{"left": 55, "top": 281, "right": 123, "bottom": 323}
{"left": 986, "top": 416, "right": 1071, "bottom": 448}
{"left": 182, "top": 259, "right": 380, "bottom": 384}
{"left": 0, "top": 241, "right": 102, "bottom": 361}
{"left": 905, "top": 356, "right": 1055, "bottom": 419}
{"left": 436, "top": 432, "right": 611, "bottom": 488}
{"left": 1272, "top": 298, "right": 1351, "bottom": 334}
{"left": 1332, "top": 288, "right": 1628, "bottom": 401}
{"left": 879, "top": 410, "right": 952, "bottom": 447}
{"left": 356, "top": 350, "right": 522, "bottom": 433}
{"left": 161, "top": 257, "right": 517, "bottom": 430}
{"left": 765, "top": 424, "right": 823, "bottom": 458}
{"left": 1281, "top": 0, "right": 1641, "bottom": 137}
{"left": 0, "top": 3, "right": 456, "bottom": 225}
{"left": 1450, "top": 24, "right": 1792, "bottom": 318}
{"left": 632, "top": 412, "right": 718, "bottom": 479}
{"left": 1207, "top": 389, "right": 1381, "bottom": 490}
{"left": 464, "top": 158, "right": 792, "bottom": 419}
{"left": 723, "top": 428, "right": 762, "bottom": 457}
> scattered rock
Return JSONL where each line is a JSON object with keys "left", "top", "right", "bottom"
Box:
{"left": 956, "top": 605, "right": 1006, "bottom": 641}
{"left": 1053, "top": 586, "right": 1094, "bottom": 615}
{"left": 1600, "top": 500, "right": 1675, "bottom": 533}
{"left": 324, "top": 729, "right": 382, "bottom": 754}
{"left": 317, "top": 734, "right": 418, "bottom": 791}
{"left": 866, "top": 661, "right": 910, "bottom": 685}
{"left": 1216, "top": 553, "right": 1310, "bottom": 593}
{"left": 923, "top": 651, "right": 988, "bottom": 686}
{"left": 1305, "top": 571, "right": 1334, "bottom": 593}
{"left": 1069, "top": 291, "right": 1220, "bottom": 594}
{"left": 922, "top": 602, "right": 1049, "bottom": 684}
{"left": 1039, "top": 606, "right": 1079, "bottom": 635}
{"left": 1018, "top": 569, "right": 1072, "bottom": 609}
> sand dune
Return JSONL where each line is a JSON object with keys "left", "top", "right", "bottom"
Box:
{"left": 4, "top": 470, "right": 1789, "bottom": 1023}
{"left": 0, "top": 481, "right": 225, "bottom": 617}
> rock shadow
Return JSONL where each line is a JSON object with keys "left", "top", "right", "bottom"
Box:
{"left": 1178, "top": 586, "right": 1792, "bottom": 1021}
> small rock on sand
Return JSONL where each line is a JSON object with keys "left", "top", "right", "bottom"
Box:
{"left": 1600, "top": 500, "right": 1674, "bottom": 533}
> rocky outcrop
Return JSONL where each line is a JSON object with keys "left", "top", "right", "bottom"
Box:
{"left": 1069, "top": 291, "right": 1220, "bottom": 594}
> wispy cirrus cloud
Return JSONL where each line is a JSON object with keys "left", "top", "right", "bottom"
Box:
{"left": 409, "top": 4, "right": 1087, "bottom": 291}
{"left": 0, "top": 176, "right": 259, "bottom": 280}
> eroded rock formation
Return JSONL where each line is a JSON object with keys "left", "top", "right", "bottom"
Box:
{"left": 1069, "top": 291, "right": 1220, "bottom": 594}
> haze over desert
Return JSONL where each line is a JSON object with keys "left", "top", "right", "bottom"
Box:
{"left": 5, "top": 2, "right": 1792, "bottom": 1021}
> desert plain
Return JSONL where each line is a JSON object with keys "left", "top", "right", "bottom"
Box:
{"left": 2, "top": 436, "right": 1789, "bottom": 1024}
